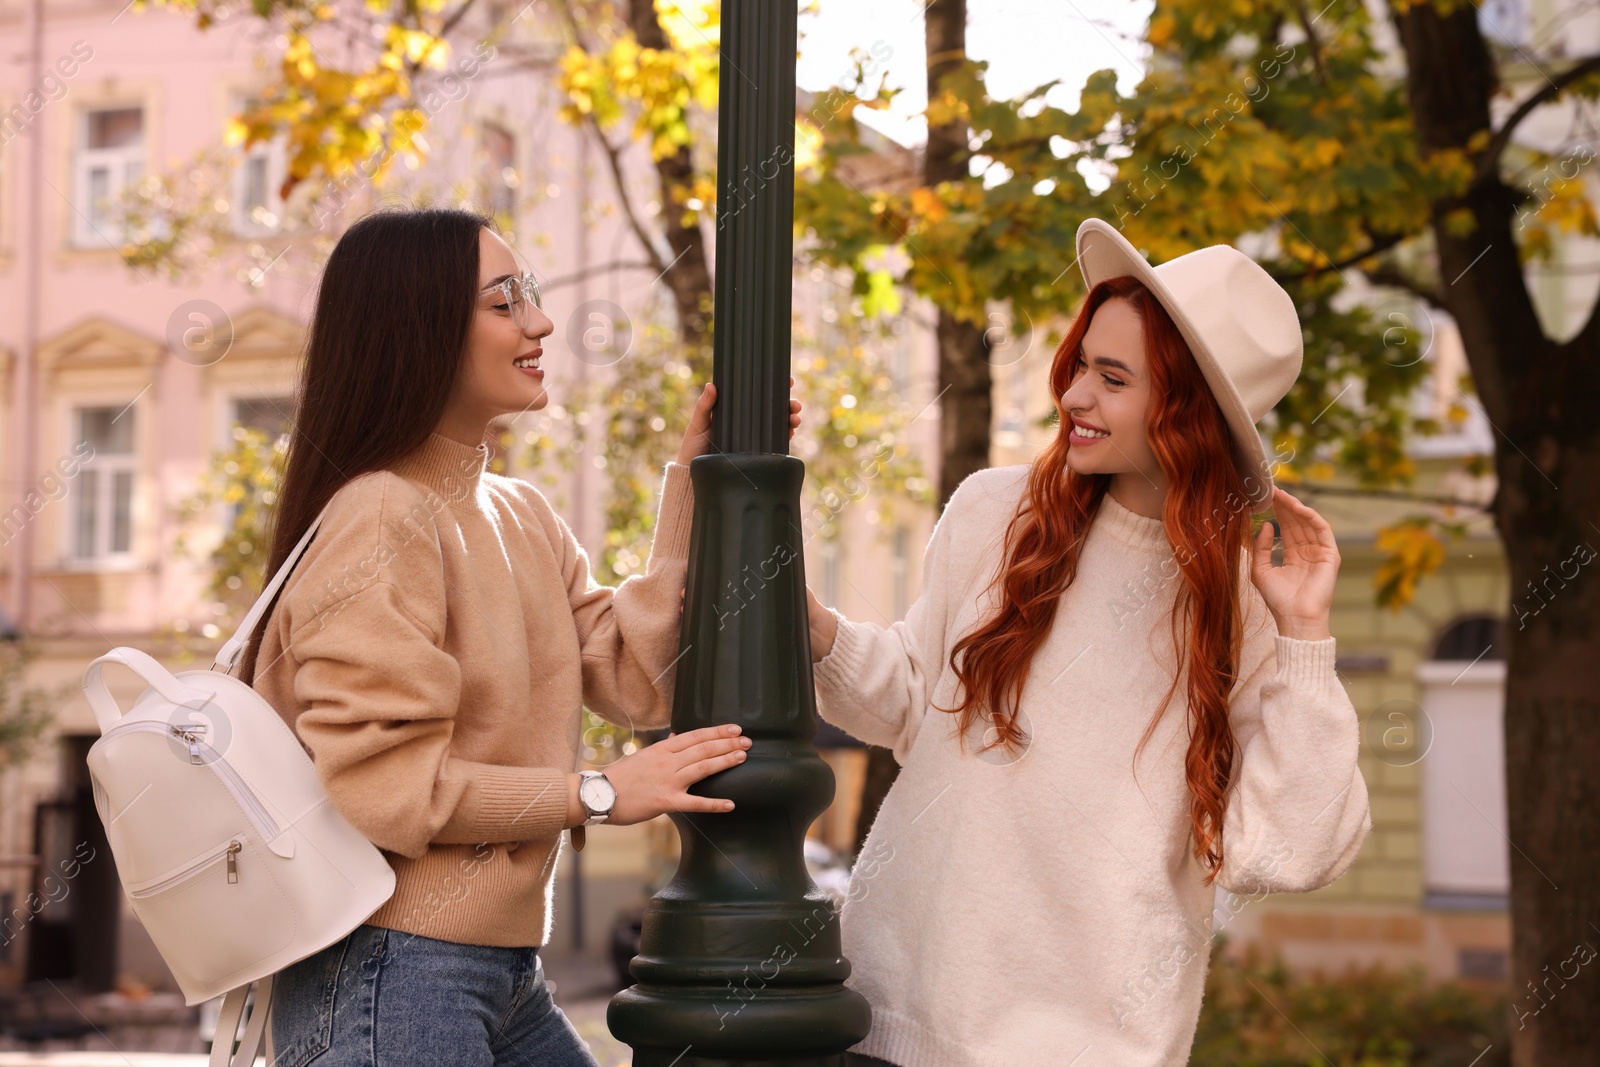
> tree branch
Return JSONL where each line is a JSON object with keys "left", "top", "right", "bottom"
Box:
{"left": 1267, "top": 231, "right": 1408, "bottom": 282}
{"left": 1293, "top": 2, "right": 1328, "bottom": 86}
{"left": 405, "top": 0, "right": 481, "bottom": 77}
{"left": 550, "top": 0, "right": 669, "bottom": 279}
{"left": 584, "top": 120, "right": 670, "bottom": 277}
{"left": 542, "top": 259, "right": 658, "bottom": 290}
{"left": 1475, "top": 53, "right": 1600, "bottom": 186}
{"left": 1363, "top": 264, "right": 1446, "bottom": 308}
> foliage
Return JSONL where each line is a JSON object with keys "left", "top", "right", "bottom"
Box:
{"left": 793, "top": 0, "right": 1600, "bottom": 610}
{"left": 116, "top": 147, "right": 328, "bottom": 286}
{"left": 138, "top": 0, "right": 462, "bottom": 197}
{"left": 1373, "top": 515, "right": 1467, "bottom": 611}
{"left": 523, "top": 293, "right": 929, "bottom": 585}
{"left": 120, "top": 0, "right": 1600, "bottom": 617}
{"left": 519, "top": 317, "right": 709, "bottom": 585}
{"left": 0, "top": 642, "right": 59, "bottom": 770}
{"left": 127, "top": 0, "right": 924, "bottom": 599}
{"left": 1192, "top": 938, "right": 1509, "bottom": 1066}
{"left": 557, "top": 1, "right": 723, "bottom": 170}
{"left": 789, "top": 297, "right": 933, "bottom": 543}
{"left": 172, "top": 425, "right": 290, "bottom": 643}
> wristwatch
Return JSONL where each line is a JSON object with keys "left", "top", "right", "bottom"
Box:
{"left": 577, "top": 770, "right": 617, "bottom": 826}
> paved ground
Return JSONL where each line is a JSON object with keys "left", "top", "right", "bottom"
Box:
{"left": 543, "top": 951, "right": 633, "bottom": 1067}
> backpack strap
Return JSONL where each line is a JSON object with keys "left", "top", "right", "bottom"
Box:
{"left": 211, "top": 500, "right": 336, "bottom": 676}
{"left": 209, "top": 974, "right": 273, "bottom": 1067}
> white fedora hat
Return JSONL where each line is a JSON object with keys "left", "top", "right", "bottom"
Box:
{"left": 1074, "top": 218, "right": 1302, "bottom": 507}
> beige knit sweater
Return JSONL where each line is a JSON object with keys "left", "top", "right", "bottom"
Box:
{"left": 253, "top": 432, "right": 692, "bottom": 948}
{"left": 813, "top": 466, "right": 1372, "bottom": 1067}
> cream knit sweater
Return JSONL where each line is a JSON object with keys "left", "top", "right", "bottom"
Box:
{"left": 253, "top": 432, "right": 692, "bottom": 948}
{"left": 814, "top": 466, "right": 1372, "bottom": 1067}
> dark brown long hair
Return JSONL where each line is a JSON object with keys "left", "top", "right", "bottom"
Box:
{"left": 945, "top": 275, "right": 1254, "bottom": 883}
{"left": 239, "top": 207, "right": 493, "bottom": 683}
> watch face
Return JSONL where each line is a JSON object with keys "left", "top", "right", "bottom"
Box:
{"left": 580, "top": 774, "right": 616, "bottom": 814}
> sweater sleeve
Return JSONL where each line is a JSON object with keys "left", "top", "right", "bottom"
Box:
{"left": 283, "top": 475, "right": 570, "bottom": 859}
{"left": 811, "top": 489, "right": 961, "bottom": 764}
{"left": 1213, "top": 603, "right": 1373, "bottom": 895}
{"left": 550, "top": 462, "right": 694, "bottom": 733}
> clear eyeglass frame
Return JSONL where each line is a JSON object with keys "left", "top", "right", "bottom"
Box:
{"left": 480, "top": 271, "right": 543, "bottom": 330}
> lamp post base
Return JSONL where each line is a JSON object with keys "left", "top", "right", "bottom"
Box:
{"left": 608, "top": 454, "right": 871, "bottom": 1063}
{"left": 616, "top": 980, "right": 864, "bottom": 1067}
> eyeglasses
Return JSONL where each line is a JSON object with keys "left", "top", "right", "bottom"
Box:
{"left": 480, "top": 271, "right": 543, "bottom": 330}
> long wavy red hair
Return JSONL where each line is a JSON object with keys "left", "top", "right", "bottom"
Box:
{"left": 945, "top": 275, "right": 1254, "bottom": 884}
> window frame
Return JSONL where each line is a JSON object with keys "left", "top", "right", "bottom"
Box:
{"left": 229, "top": 94, "right": 289, "bottom": 236}
{"left": 72, "top": 105, "right": 145, "bottom": 248}
{"left": 481, "top": 121, "right": 519, "bottom": 221}
{"left": 64, "top": 401, "right": 140, "bottom": 568}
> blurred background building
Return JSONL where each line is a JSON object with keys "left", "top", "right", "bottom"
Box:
{"left": 1, "top": 0, "right": 1593, "bottom": 1056}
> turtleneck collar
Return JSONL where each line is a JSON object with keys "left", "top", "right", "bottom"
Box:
{"left": 390, "top": 431, "right": 490, "bottom": 510}
{"left": 1095, "top": 488, "right": 1171, "bottom": 554}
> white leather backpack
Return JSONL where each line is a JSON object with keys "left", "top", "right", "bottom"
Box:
{"left": 82, "top": 504, "right": 396, "bottom": 1066}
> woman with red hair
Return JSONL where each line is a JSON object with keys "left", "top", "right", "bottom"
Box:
{"left": 808, "top": 219, "right": 1372, "bottom": 1066}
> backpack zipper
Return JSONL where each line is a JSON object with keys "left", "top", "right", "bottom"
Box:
{"left": 100, "top": 719, "right": 283, "bottom": 843}
{"left": 127, "top": 838, "right": 242, "bottom": 897}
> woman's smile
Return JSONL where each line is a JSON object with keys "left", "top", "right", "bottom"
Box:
{"left": 514, "top": 348, "right": 544, "bottom": 379}
{"left": 1068, "top": 416, "right": 1110, "bottom": 446}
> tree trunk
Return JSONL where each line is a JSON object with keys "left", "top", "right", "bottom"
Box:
{"left": 627, "top": 0, "right": 714, "bottom": 361}
{"left": 1395, "top": 6, "right": 1600, "bottom": 1061}
{"left": 854, "top": 0, "right": 990, "bottom": 855}
{"left": 923, "top": 0, "right": 991, "bottom": 508}
{"left": 935, "top": 314, "right": 992, "bottom": 504}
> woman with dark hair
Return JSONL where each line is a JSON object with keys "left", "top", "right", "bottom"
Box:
{"left": 809, "top": 220, "right": 1373, "bottom": 1066}
{"left": 245, "top": 208, "right": 796, "bottom": 1065}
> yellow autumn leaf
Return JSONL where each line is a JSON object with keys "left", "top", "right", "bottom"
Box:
{"left": 1374, "top": 519, "right": 1446, "bottom": 610}
{"left": 1148, "top": 13, "right": 1176, "bottom": 47}
{"left": 910, "top": 187, "right": 948, "bottom": 224}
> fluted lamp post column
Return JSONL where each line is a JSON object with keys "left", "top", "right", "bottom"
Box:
{"left": 605, "top": 1, "right": 872, "bottom": 1064}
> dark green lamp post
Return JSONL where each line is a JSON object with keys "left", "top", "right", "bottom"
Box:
{"left": 606, "top": 1, "right": 873, "bottom": 1064}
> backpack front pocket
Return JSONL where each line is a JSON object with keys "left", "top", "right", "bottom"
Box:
{"left": 127, "top": 837, "right": 297, "bottom": 988}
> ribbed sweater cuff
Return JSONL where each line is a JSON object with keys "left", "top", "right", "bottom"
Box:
{"left": 813, "top": 609, "right": 866, "bottom": 694}
{"left": 438, "top": 764, "right": 570, "bottom": 845}
{"left": 1274, "top": 634, "right": 1338, "bottom": 692}
{"left": 648, "top": 463, "right": 694, "bottom": 566}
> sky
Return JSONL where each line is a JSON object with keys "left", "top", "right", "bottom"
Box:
{"left": 793, "top": 0, "right": 1155, "bottom": 147}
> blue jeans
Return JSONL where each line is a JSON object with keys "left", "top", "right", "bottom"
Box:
{"left": 270, "top": 924, "right": 600, "bottom": 1067}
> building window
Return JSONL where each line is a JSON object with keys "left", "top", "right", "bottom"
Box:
{"left": 1477, "top": 0, "right": 1532, "bottom": 47}
{"left": 231, "top": 98, "right": 288, "bottom": 235}
{"left": 232, "top": 395, "right": 294, "bottom": 444}
{"left": 482, "top": 124, "right": 518, "bottom": 220}
{"left": 71, "top": 406, "right": 136, "bottom": 561}
{"left": 225, "top": 396, "right": 294, "bottom": 526}
{"left": 1418, "top": 615, "right": 1509, "bottom": 910}
{"left": 74, "top": 107, "right": 143, "bottom": 247}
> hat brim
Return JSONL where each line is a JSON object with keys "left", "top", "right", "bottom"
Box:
{"left": 1074, "top": 219, "right": 1278, "bottom": 509}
